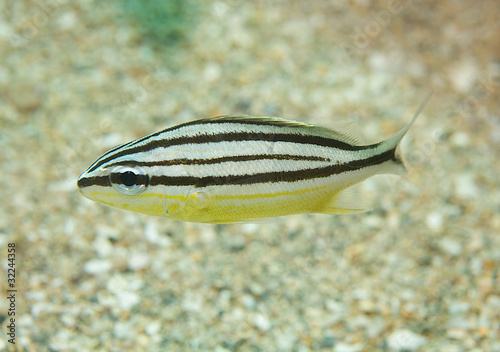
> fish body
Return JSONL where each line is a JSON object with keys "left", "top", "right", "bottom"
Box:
{"left": 78, "top": 102, "right": 427, "bottom": 223}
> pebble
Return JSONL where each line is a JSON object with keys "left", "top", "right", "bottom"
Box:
{"left": 446, "top": 327, "right": 468, "bottom": 340}
{"left": 352, "top": 289, "right": 371, "bottom": 300}
{"left": 453, "top": 173, "right": 479, "bottom": 199}
{"left": 96, "top": 225, "right": 120, "bottom": 240}
{"left": 127, "top": 253, "right": 151, "bottom": 271}
{"left": 275, "top": 329, "right": 297, "bottom": 350}
{"left": 253, "top": 314, "right": 271, "bottom": 331}
{"left": 6, "top": 81, "right": 42, "bottom": 113}
{"left": 114, "top": 321, "right": 134, "bottom": 339}
{"left": 447, "top": 316, "right": 471, "bottom": 330}
{"left": 57, "top": 11, "right": 77, "bottom": 30}
{"left": 318, "top": 335, "right": 336, "bottom": 348}
{"left": 83, "top": 259, "right": 112, "bottom": 275}
{"left": 451, "top": 131, "right": 470, "bottom": 147}
{"left": 439, "top": 344, "right": 465, "bottom": 352}
{"left": 439, "top": 237, "right": 463, "bottom": 256}
{"left": 214, "top": 347, "right": 231, "bottom": 352}
{"left": 241, "top": 223, "right": 260, "bottom": 234}
{"left": 144, "top": 220, "right": 171, "bottom": 247}
{"left": 359, "top": 299, "right": 376, "bottom": 313}
{"left": 426, "top": 211, "right": 444, "bottom": 231}
{"left": 387, "top": 329, "right": 427, "bottom": 351}
{"left": 145, "top": 321, "right": 161, "bottom": 335}
{"left": 115, "top": 291, "right": 140, "bottom": 311}
{"left": 181, "top": 291, "right": 204, "bottom": 313}
{"left": 448, "top": 301, "right": 470, "bottom": 314}
{"left": 448, "top": 59, "right": 476, "bottom": 93}
{"left": 242, "top": 294, "right": 257, "bottom": 310}
{"left": 334, "top": 342, "right": 364, "bottom": 352}
{"left": 200, "top": 226, "right": 216, "bottom": 244}
{"left": 92, "top": 236, "right": 113, "bottom": 257}
{"left": 203, "top": 62, "right": 222, "bottom": 82}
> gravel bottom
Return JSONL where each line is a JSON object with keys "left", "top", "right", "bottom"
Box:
{"left": 1, "top": 1, "right": 499, "bottom": 351}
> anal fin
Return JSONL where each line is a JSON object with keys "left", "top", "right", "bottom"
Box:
{"left": 315, "top": 183, "right": 372, "bottom": 214}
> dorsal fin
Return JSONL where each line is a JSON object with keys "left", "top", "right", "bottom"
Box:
{"left": 207, "top": 115, "right": 362, "bottom": 145}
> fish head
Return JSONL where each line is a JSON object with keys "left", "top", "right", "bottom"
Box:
{"left": 77, "top": 162, "right": 177, "bottom": 217}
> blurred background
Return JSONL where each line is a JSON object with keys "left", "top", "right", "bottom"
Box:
{"left": 1, "top": 0, "right": 499, "bottom": 351}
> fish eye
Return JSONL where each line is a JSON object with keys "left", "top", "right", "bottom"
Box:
{"left": 109, "top": 165, "right": 149, "bottom": 196}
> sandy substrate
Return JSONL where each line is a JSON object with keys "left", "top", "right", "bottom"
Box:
{"left": 1, "top": 1, "right": 499, "bottom": 351}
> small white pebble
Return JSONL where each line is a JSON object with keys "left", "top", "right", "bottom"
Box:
{"left": 83, "top": 259, "right": 112, "bottom": 275}
{"left": 144, "top": 220, "right": 171, "bottom": 247}
{"left": 31, "top": 302, "right": 49, "bottom": 318}
{"left": 439, "top": 237, "right": 462, "bottom": 256}
{"left": 92, "top": 236, "right": 113, "bottom": 257}
{"left": 241, "top": 294, "right": 256, "bottom": 310}
{"left": 127, "top": 253, "right": 150, "bottom": 271}
{"left": 60, "top": 313, "right": 76, "bottom": 328}
{"left": 203, "top": 62, "right": 222, "bottom": 82}
{"left": 102, "top": 133, "right": 123, "bottom": 149}
{"left": 368, "top": 52, "right": 389, "bottom": 71}
{"left": 451, "top": 132, "right": 470, "bottom": 147}
{"left": 214, "top": 346, "right": 231, "bottom": 352}
{"left": 426, "top": 212, "right": 444, "bottom": 231}
{"left": 453, "top": 173, "right": 479, "bottom": 199}
{"left": 359, "top": 299, "right": 376, "bottom": 313}
{"left": 387, "top": 329, "right": 427, "bottom": 351}
{"left": 275, "top": 329, "right": 297, "bottom": 350}
{"left": 18, "top": 314, "right": 34, "bottom": 328}
{"left": 241, "top": 223, "right": 259, "bottom": 234}
{"left": 439, "top": 343, "right": 465, "bottom": 352}
{"left": 145, "top": 321, "right": 161, "bottom": 335}
{"left": 487, "top": 295, "right": 500, "bottom": 308}
{"left": 49, "top": 179, "right": 78, "bottom": 192}
{"left": 213, "top": 1, "right": 230, "bottom": 17}
{"left": 469, "top": 257, "right": 483, "bottom": 274}
{"left": 107, "top": 275, "right": 128, "bottom": 293}
{"left": 448, "top": 301, "right": 470, "bottom": 314}
{"left": 181, "top": 291, "right": 204, "bottom": 313}
{"left": 200, "top": 226, "right": 216, "bottom": 244}
{"left": 57, "top": 11, "right": 77, "bottom": 30}
{"left": 446, "top": 328, "right": 468, "bottom": 341}
{"left": 26, "top": 290, "right": 46, "bottom": 301}
{"left": 253, "top": 313, "right": 271, "bottom": 331}
{"left": 334, "top": 342, "right": 364, "bottom": 352}
{"left": 64, "top": 219, "right": 75, "bottom": 236}
{"left": 96, "top": 225, "right": 120, "bottom": 240}
{"left": 115, "top": 291, "right": 140, "bottom": 311}
{"left": 114, "top": 322, "right": 134, "bottom": 339}
{"left": 352, "top": 289, "right": 371, "bottom": 300}
{"left": 447, "top": 316, "right": 471, "bottom": 330}
{"left": 49, "top": 330, "right": 72, "bottom": 351}
{"left": 448, "top": 60, "right": 476, "bottom": 93}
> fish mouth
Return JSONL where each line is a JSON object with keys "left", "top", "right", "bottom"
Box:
{"left": 76, "top": 172, "right": 87, "bottom": 189}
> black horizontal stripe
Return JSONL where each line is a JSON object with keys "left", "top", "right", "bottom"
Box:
{"left": 78, "top": 148, "right": 395, "bottom": 189}
{"left": 87, "top": 131, "right": 376, "bottom": 174}
{"left": 78, "top": 175, "right": 110, "bottom": 188}
{"left": 105, "top": 153, "right": 330, "bottom": 169}
{"left": 122, "top": 116, "right": 311, "bottom": 149}
{"left": 91, "top": 116, "right": 297, "bottom": 165}
{"left": 149, "top": 149, "right": 394, "bottom": 187}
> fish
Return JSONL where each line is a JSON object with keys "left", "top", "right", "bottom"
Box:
{"left": 77, "top": 96, "right": 430, "bottom": 223}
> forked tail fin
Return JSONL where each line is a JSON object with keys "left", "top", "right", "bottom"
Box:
{"left": 380, "top": 92, "right": 433, "bottom": 175}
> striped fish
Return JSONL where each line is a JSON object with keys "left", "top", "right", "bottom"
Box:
{"left": 77, "top": 98, "right": 429, "bottom": 223}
